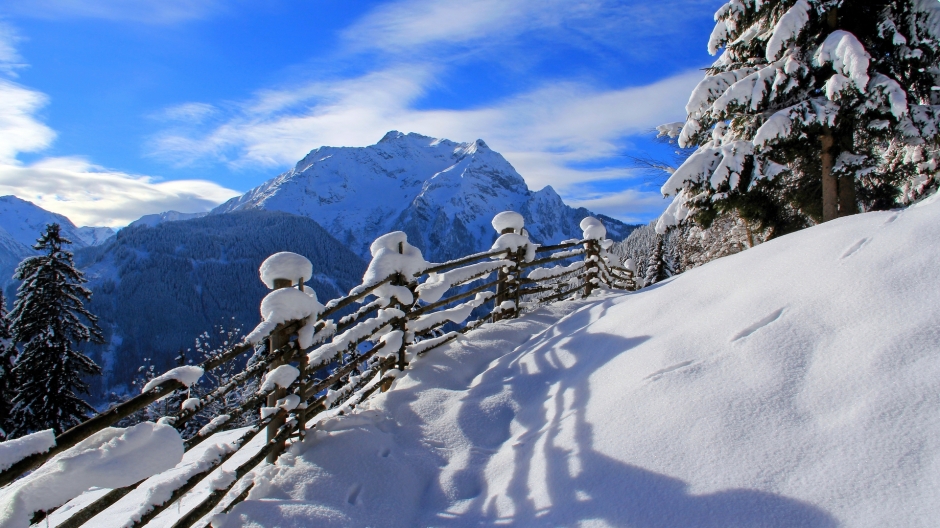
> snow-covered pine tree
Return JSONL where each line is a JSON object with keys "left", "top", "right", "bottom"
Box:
{"left": 644, "top": 234, "right": 671, "bottom": 286}
{"left": 0, "top": 291, "right": 14, "bottom": 440}
{"left": 657, "top": 0, "right": 940, "bottom": 238}
{"left": 9, "top": 224, "right": 104, "bottom": 436}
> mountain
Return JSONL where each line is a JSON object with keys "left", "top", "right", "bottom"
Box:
{"left": 75, "top": 210, "right": 368, "bottom": 398}
{"left": 75, "top": 226, "right": 117, "bottom": 246}
{"left": 213, "top": 131, "right": 637, "bottom": 262}
{"left": 128, "top": 210, "right": 209, "bottom": 229}
{"left": 0, "top": 195, "right": 109, "bottom": 289}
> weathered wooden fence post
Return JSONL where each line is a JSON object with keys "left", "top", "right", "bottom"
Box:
{"left": 583, "top": 239, "right": 599, "bottom": 297}
{"left": 266, "top": 277, "right": 292, "bottom": 463}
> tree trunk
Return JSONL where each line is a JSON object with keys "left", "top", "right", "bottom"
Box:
{"left": 820, "top": 132, "right": 838, "bottom": 222}
{"left": 838, "top": 174, "right": 858, "bottom": 217}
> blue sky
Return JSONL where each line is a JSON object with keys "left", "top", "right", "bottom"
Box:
{"left": 0, "top": 0, "right": 719, "bottom": 227}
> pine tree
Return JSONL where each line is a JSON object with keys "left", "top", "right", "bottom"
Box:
{"left": 644, "top": 234, "right": 671, "bottom": 286}
{"left": 9, "top": 224, "right": 104, "bottom": 436}
{"left": 657, "top": 0, "right": 940, "bottom": 238}
{"left": 0, "top": 291, "right": 14, "bottom": 440}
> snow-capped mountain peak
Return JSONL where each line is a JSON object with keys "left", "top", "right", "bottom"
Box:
{"left": 213, "top": 132, "right": 634, "bottom": 262}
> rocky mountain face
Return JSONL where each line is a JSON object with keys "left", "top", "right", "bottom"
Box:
{"left": 214, "top": 132, "right": 636, "bottom": 262}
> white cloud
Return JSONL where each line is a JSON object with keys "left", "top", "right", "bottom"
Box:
{"left": 0, "top": 0, "right": 226, "bottom": 24}
{"left": 0, "top": 25, "right": 240, "bottom": 227}
{"left": 0, "top": 157, "right": 239, "bottom": 227}
{"left": 0, "top": 80, "right": 55, "bottom": 162}
{"left": 567, "top": 188, "right": 669, "bottom": 224}
{"left": 151, "top": 66, "right": 702, "bottom": 204}
{"left": 0, "top": 20, "right": 25, "bottom": 75}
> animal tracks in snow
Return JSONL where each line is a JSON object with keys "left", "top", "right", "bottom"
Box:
{"left": 347, "top": 483, "right": 363, "bottom": 505}
{"left": 840, "top": 238, "right": 870, "bottom": 259}
{"left": 731, "top": 308, "right": 785, "bottom": 342}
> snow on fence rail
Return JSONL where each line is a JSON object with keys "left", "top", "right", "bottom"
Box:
{"left": 0, "top": 212, "right": 636, "bottom": 528}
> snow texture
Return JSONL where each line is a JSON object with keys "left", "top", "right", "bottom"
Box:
{"left": 491, "top": 211, "right": 525, "bottom": 233}
{"left": 259, "top": 365, "right": 301, "bottom": 393}
{"left": 247, "top": 287, "right": 324, "bottom": 345}
{"left": 765, "top": 0, "right": 810, "bottom": 61}
{"left": 0, "top": 429, "right": 55, "bottom": 472}
{"left": 814, "top": 30, "right": 870, "bottom": 92}
{"left": 408, "top": 292, "right": 494, "bottom": 334}
{"left": 361, "top": 232, "right": 428, "bottom": 305}
{"left": 526, "top": 260, "right": 585, "bottom": 281}
{"left": 181, "top": 398, "right": 200, "bottom": 412}
{"left": 580, "top": 216, "right": 606, "bottom": 240}
{"left": 141, "top": 366, "right": 204, "bottom": 393}
{"left": 308, "top": 308, "right": 405, "bottom": 365}
{"left": 213, "top": 195, "right": 940, "bottom": 528}
{"left": 0, "top": 422, "right": 182, "bottom": 528}
{"left": 198, "top": 415, "right": 231, "bottom": 437}
{"left": 259, "top": 252, "right": 313, "bottom": 289}
{"left": 415, "top": 260, "right": 509, "bottom": 304}
{"left": 490, "top": 233, "right": 536, "bottom": 262}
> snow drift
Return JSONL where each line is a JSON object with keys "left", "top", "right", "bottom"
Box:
{"left": 213, "top": 193, "right": 940, "bottom": 527}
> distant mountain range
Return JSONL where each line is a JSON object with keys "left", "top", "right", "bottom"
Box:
{"left": 214, "top": 131, "right": 635, "bottom": 262}
{"left": 1, "top": 132, "right": 638, "bottom": 399}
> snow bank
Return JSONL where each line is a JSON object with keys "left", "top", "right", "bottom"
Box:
{"left": 259, "top": 252, "right": 313, "bottom": 289}
{"left": 0, "top": 422, "right": 183, "bottom": 528}
{"left": 491, "top": 211, "right": 524, "bottom": 233}
{"left": 217, "top": 195, "right": 940, "bottom": 527}
{"left": 0, "top": 430, "right": 55, "bottom": 472}
{"left": 247, "top": 287, "right": 324, "bottom": 345}
{"left": 141, "top": 365, "right": 204, "bottom": 393}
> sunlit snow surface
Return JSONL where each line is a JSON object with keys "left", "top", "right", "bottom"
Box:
{"left": 110, "top": 196, "right": 940, "bottom": 527}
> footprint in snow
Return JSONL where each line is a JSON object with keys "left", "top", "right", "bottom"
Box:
{"left": 840, "top": 238, "right": 870, "bottom": 259}
{"left": 347, "top": 483, "right": 363, "bottom": 505}
{"left": 379, "top": 447, "right": 390, "bottom": 458}
{"left": 731, "top": 308, "right": 785, "bottom": 342}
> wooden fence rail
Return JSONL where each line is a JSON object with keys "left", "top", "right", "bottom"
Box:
{"left": 6, "top": 214, "right": 635, "bottom": 528}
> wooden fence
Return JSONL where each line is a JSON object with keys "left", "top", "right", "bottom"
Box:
{"left": 2, "top": 215, "right": 635, "bottom": 528}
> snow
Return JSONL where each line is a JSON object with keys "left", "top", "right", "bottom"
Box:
{"left": 814, "top": 30, "right": 870, "bottom": 92}
{"left": 181, "top": 398, "right": 200, "bottom": 412}
{"left": 579, "top": 216, "right": 606, "bottom": 240}
{"left": 360, "top": 232, "right": 428, "bottom": 305}
{"left": 247, "top": 287, "right": 324, "bottom": 345}
{"left": 407, "top": 292, "right": 494, "bottom": 334}
{"left": 526, "top": 260, "right": 584, "bottom": 281}
{"left": 259, "top": 365, "right": 301, "bottom": 392}
{"left": 0, "top": 429, "right": 55, "bottom": 472}
{"left": 490, "top": 232, "right": 536, "bottom": 262}
{"left": 765, "top": 0, "right": 810, "bottom": 61}
{"left": 141, "top": 365, "right": 204, "bottom": 393}
{"left": 415, "top": 260, "right": 509, "bottom": 304}
{"left": 491, "top": 211, "right": 525, "bottom": 233}
{"left": 212, "top": 195, "right": 940, "bottom": 527}
{"left": 0, "top": 423, "right": 183, "bottom": 528}
{"left": 259, "top": 252, "right": 314, "bottom": 289}
{"left": 308, "top": 308, "right": 405, "bottom": 365}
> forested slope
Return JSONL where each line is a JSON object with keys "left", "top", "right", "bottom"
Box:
{"left": 75, "top": 210, "right": 367, "bottom": 398}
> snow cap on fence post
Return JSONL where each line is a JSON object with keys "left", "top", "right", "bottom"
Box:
{"left": 492, "top": 211, "right": 525, "bottom": 234}
{"left": 580, "top": 216, "right": 607, "bottom": 240}
{"left": 362, "top": 231, "right": 427, "bottom": 306}
{"left": 260, "top": 252, "right": 313, "bottom": 289}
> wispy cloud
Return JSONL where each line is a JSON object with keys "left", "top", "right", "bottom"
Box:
{"left": 150, "top": 66, "right": 702, "bottom": 217}
{"left": 0, "top": 25, "right": 239, "bottom": 227}
{"left": 0, "top": 0, "right": 226, "bottom": 24}
{"left": 0, "top": 157, "right": 238, "bottom": 227}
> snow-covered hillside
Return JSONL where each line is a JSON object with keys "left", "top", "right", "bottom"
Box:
{"left": 127, "top": 210, "right": 208, "bottom": 229}
{"left": 215, "top": 196, "right": 940, "bottom": 527}
{"left": 213, "top": 131, "right": 635, "bottom": 262}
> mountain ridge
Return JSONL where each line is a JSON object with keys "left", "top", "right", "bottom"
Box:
{"left": 213, "top": 131, "right": 637, "bottom": 262}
